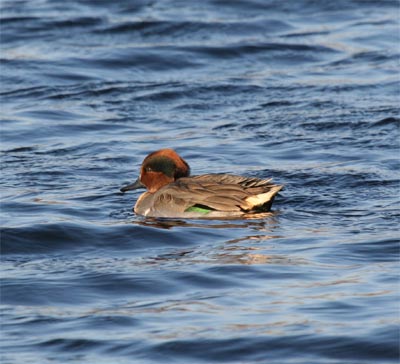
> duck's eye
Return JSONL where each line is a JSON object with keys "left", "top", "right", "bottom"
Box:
{"left": 145, "top": 167, "right": 153, "bottom": 172}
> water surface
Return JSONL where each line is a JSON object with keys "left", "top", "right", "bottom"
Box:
{"left": 1, "top": 0, "right": 399, "bottom": 363}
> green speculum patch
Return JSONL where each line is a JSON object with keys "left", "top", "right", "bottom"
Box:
{"left": 185, "top": 204, "right": 213, "bottom": 214}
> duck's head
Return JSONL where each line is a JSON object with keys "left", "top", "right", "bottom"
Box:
{"left": 120, "top": 149, "right": 190, "bottom": 193}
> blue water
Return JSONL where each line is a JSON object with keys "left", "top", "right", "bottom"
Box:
{"left": 1, "top": 0, "right": 399, "bottom": 363}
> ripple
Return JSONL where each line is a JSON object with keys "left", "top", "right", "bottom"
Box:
{"left": 1, "top": 0, "right": 399, "bottom": 363}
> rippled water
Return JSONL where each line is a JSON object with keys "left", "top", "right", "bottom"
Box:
{"left": 1, "top": 0, "right": 399, "bottom": 363}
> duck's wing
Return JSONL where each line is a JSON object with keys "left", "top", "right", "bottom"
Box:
{"left": 152, "top": 182, "right": 244, "bottom": 213}
{"left": 190, "top": 174, "right": 277, "bottom": 191}
{"left": 152, "top": 175, "right": 282, "bottom": 213}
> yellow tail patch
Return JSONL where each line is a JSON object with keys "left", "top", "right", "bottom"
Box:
{"left": 242, "top": 185, "right": 283, "bottom": 210}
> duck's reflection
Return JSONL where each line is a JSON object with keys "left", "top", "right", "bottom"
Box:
{"left": 133, "top": 211, "right": 280, "bottom": 230}
{"left": 128, "top": 212, "right": 296, "bottom": 266}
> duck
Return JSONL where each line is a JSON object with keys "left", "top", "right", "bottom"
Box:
{"left": 120, "top": 149, "right": 283, "bottom": 218}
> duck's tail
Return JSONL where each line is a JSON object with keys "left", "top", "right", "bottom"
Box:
{"left": 241, "top": 185, "right": 283, "bottom": 211}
